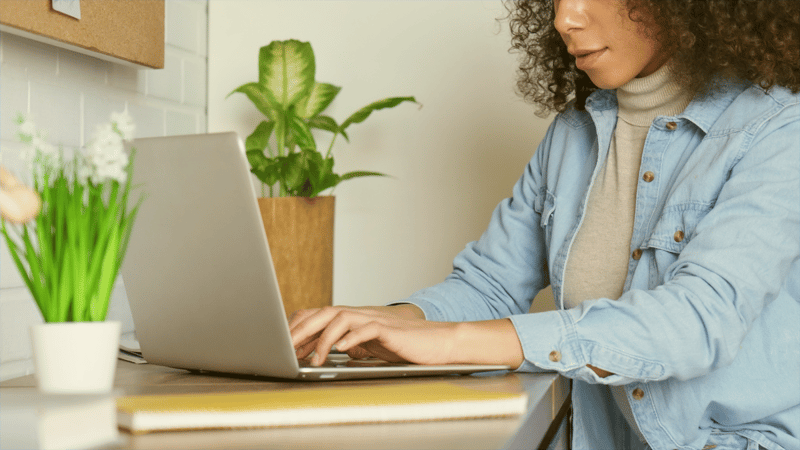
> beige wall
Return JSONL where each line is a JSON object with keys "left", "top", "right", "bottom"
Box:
{"left": 208, "top": 1, "right": 555, "bottom": 309}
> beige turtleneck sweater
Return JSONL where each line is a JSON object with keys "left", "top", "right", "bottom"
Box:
{"left": 562, "top": 63, "right": 692, "bottom": 441}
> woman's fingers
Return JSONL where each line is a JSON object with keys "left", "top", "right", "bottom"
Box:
{"left": 343, "top": 345, "right": 373, "bottom": 360}
{"left": 295, "top": 338, "right": 318, "bottom": 360}
{"left": 290, "top": 307, "right": 389, "bottom": 347}
{"left": 310, "top": 311, "right": 385, "bottom": 365}
{"left": 288, "top": 307, "right": 320, "bottom": 331}
{"left": 334, "top": 322, "right": 382, "bottom": 354}
{"left": 289, "top": 307, "right": 344, "bottom": 348}
{"left": 290, "top": 307, "right": 370, "bottom": 364}
{"left": 333, "top": 322, "right": 409, "bottom": 363}
{"left": 288, "top": 306, "right": 438, "bottom": 366}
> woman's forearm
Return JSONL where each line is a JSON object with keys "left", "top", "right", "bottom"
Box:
{"left": 451, "top": 319, "right": 525, "bottom": 368}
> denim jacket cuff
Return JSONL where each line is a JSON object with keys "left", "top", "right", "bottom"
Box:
{"left": 385, "top": 298, "right": 445, "bottom": 321}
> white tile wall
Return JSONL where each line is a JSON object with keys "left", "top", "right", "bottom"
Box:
{"left": 0, "top": 1, "right": 209, "bottom": 381}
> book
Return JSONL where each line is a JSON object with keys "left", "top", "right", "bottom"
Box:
{"left": 118, "top": 348, "right": 147, "bottom": 364}
{"left": 118, "top": 335, "right": 148, "bottom": 364}
{"left": 116, "top": 381, "right": 528, "bottom": 434}
{"left": 118, "top": 337, "right": 141, "bottom": 354}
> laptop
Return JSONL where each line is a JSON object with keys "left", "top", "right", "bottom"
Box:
{"left": 121, "top": 132, "right": 511, "bottom": 380}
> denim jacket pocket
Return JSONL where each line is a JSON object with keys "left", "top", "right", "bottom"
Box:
{"left": 641, "top": 203, "right": 714, "bottom": 284}
{"left": 644, "top": 203, "right": 713, "bottom": 252}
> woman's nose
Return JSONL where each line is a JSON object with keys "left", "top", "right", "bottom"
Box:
{"left": 553, "top": 0, "right": 589, "bottom": 36}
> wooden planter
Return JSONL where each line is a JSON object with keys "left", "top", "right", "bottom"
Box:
{"left": 257, "top": 196, "right": 334, "bottom": 317}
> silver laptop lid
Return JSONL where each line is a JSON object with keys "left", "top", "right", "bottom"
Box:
{"left": 122, "top": 132, "right": 511, "bottom": 380}
{"left": 121, "top": 132, "right": 301, "bottom": 379}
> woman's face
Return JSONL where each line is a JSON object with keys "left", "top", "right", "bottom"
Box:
{"left": 553, "top": 0, "right": 669, "bottom": 89}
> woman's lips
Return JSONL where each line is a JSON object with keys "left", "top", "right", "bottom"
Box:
{"left": 574, "top": 48, "right": 607, "bottom": 71}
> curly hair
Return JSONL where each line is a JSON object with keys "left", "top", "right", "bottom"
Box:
{"left": 505, "top": 0, "right": 800, "bottom": 116}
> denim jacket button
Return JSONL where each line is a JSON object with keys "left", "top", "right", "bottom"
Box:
{"left": 632, "top": 249, "right": 643, "bottom": 260}
{"left": 642, "top": 171, "right": 655, "bottom": 183}
{"left": 632, "top": 387, "right": 645, "bottom": 400}
{"left": 666, "top": 121, "right": 678, "bottom": 130}
{"left": 549, "top": 350, "right": 562, "bottom": 362}
{"left": 674, "top": 230, "right": 685, "bottom": 242}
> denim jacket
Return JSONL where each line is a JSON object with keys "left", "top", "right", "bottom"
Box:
{"left": 399, "top": 82, "right": 800, "bottom": 450}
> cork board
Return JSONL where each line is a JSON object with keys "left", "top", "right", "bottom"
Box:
{"left": 0, "top": 0, "right": 164, "bottom": 69}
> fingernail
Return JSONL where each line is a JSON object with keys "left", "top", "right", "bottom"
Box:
{"left": 336, "top": 340, "right": 347, "bottom": 350}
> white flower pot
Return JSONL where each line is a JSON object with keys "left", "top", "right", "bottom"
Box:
{"left": 30, "top": 321, "right": 121, "bottom": 394}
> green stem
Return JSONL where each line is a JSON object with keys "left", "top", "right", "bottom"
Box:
{"left": 325, "top": 132, "right": 339, "bottom": 159}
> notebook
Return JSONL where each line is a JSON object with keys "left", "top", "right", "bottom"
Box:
{"left": 116, "top": 381, "right": 528, "bottom": 433}
{"left": 120, "top": 132, "right": 511, "bottom": 380}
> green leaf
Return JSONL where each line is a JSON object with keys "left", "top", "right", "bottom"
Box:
{"left": 308, "top": 171, "right": 340, "bottom": 198}
{"left": 288, "top": 112, "right": 316, "bottom": 152}
{"left": 308, "top": 115, "right": 339, "bottom": 134}
{"left": 259, "top": 40, "right": 316, "bottom": 109}
{"left": 318, "top": 174, "right": 341, "bottom": 197}
{"left": 1, "top": 222, "right": 37, "bottom": 308}
{"left": 228, "top": 82, "right": 279, "bottom": 121}
{"left": 91, "top": 227, "right": 120, "bottom": 321}
{"left": 22, "top": 225, "right": 52, "bottom": 320}
{"left": 246, "top": 150, "right": 279, "bottom": 186}
{"left": 36, "top": 180, "right": 54, "bottom": 285}
{"left": 245, "top": 121, "right": 275, "bottom": 154}
{"left": 57, "top": 246, "right": 74, "bottom": 322}
{"left": 280, "top": 153, "right": 306, "bottom": 193}
{"left": 321, "top": 155, "right": 335, "bottom": 176}
{"left": 294, "top": 82, "right": 341, "bottom": 119}
{"left": 53, "top": 176, "right": 68, "bottom": 276}
{"left": 246, "top": 149, "right": 270, "bottom": 173}
{"left": 340, "top": 96, "right": 417, "bottom": 132}
{"left": 340, "top": 170, "right": 389, "bottom": 181}
{"left": 117, "top": 189, "right": 145, "bottom": 276}
{"left": 69, "top": 181, "right": 88, "bottom": 322}
{"left": 85, "top": 184, "right": 117, "bottom": 307}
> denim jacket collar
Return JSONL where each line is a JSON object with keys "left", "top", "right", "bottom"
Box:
{"left": 585, "top": 79, "right": 751, "bottom": 135}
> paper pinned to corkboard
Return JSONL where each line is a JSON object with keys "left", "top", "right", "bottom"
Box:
{"left": 0, "top": 0, "right": 164, "bottom": 69}
{"left": 52, "top": 0, "right": 81, "bottom": 20}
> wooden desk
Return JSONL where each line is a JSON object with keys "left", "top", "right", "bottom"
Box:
{"left": 1, "top": 361, "right": 569, "bottom": 450}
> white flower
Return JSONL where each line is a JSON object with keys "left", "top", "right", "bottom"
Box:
{"left": 79, "top": 122, "right": 130, "bottom": 185}
{"left": 110, "top": 109, "right": 136, "bottom": 141}
{"left": 18, "top": 116, "right": 36, "bottom": 140}
{"left": 15, "top": 111, "right": 135, "bottom": 187}
{"left": 16, "top": 116, "right": 61, "bottom": 172}
{"left": 31, "top": 135, "right": 59, "bottom": 162}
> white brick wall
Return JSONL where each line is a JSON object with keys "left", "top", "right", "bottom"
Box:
{"left": 0, "top": 1, "right": 209, "bottom": 381}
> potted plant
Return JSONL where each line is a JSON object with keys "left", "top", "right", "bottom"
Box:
{"left": 0, "top": 111, "right": 143, "bottom": 393}
{"left": 228, "top": 39, "right": 417, "bottom": 315}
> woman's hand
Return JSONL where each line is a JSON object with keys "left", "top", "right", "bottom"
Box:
{"left": 289, "top": 305, "right": 524, "bottom": 369}
{"left": 289, "top": 305, "right": 454, "bottom": 366}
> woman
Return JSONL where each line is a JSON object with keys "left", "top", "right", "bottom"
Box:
{"left": 290, "top": 1, "right": 799, "bottom": 449}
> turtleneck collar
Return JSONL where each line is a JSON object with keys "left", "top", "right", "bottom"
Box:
{"left": 616, "top": 63, "right": 693, "bottom": 126}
